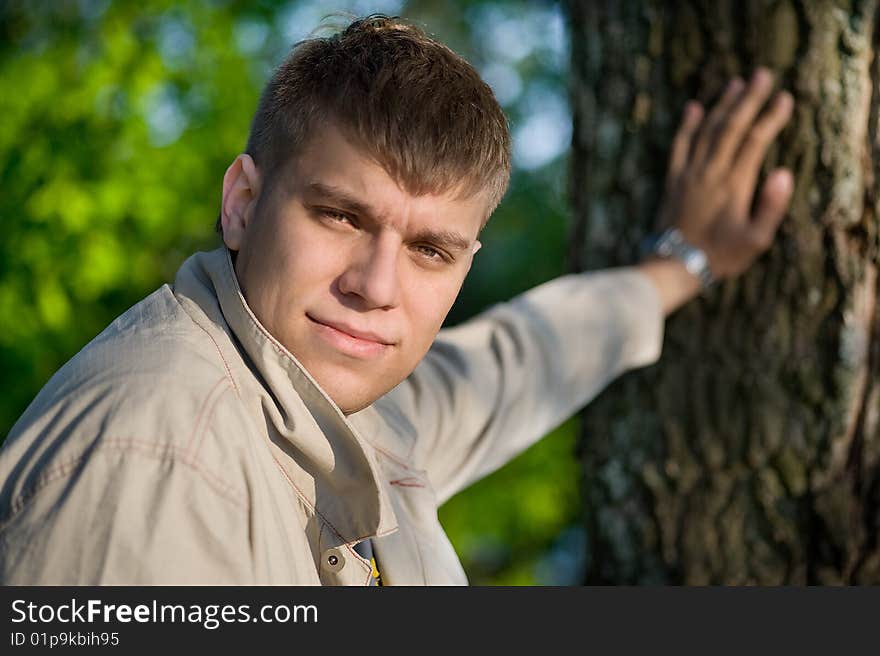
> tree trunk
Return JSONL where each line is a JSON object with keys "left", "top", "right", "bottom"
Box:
{"left": 567, "top": 0, "right": 880, "bottom": 584}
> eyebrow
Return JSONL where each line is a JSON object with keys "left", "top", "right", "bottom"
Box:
{"left": 305, "top": 182, "right": 375, "bottom": 220}
{"left": 304, "top": 182, "right": 473, "bottom": 252}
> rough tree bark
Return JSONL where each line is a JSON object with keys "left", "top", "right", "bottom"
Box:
{"left": 567, "top": 0, "right": 879, "bottom": 584}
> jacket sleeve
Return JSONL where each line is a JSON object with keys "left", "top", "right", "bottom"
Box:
{"left": 0, "top": 446, "right": 255, "bottom": 585}
{"left": 378, "top": 267, "right": 665, "bottom": 505}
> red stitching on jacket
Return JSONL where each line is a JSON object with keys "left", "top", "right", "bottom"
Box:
{"left": 389, "top": 478, "right": 425, "bottom": 488}
{"left": 1, "top": 438, "right": 247, "bottom": 529}
{"left": 200, "top": 325, "right": 240, "bottom": 397}
{"left": 185, "top": 378, "right": 229, "bottom": 462}
{"left": 187, "top": 379, "right": 234, "bottom": 465}
{"left": 175, "top": 293, "right": 241, "bottom": 399}
{"left": 367, "top": 440, "right": 417, "bottom": 469}
{"left": 267, "top": 450, "right": 351, "bottom": 545}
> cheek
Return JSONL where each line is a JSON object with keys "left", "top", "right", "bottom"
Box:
{"left": 275, "top": 220, "right": 347, "bottom": 285}
{"left": 241, "top": 218, "right": 345, "bottom": 323}
{"left": 292, "top": 238, "right": 345, "bottom": 282}
{"left": 403, "top": 274, "right": 463, "bottom": 346}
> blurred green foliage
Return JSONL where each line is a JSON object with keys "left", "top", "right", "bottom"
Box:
{"left": 0, "top": 0, "right": 581, "bottom": 584}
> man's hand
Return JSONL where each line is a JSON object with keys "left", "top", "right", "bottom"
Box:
{"left": 639, "top": 67, "right": 795, "bottom": 315}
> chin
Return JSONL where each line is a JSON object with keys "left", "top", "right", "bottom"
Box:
{"left": 303, "top": 356, "right": 413, "bottom": 415}
{"left": 310, "top": 372, "right": 380, "bottom": 416}
{"left": 330, "top": 375, "right": 406, "bottom": 416}
{"left": 339, "top": 400, "right": 371, "bottom": 416}
{"left": 331, "top": 387, "right": 379, "bottom": 416}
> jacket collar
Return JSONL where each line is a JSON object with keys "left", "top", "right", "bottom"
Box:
{"left": 174, "top": 247, "right": 398, "bottom": 543}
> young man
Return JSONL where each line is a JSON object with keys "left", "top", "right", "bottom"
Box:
{"left": 0, "top": 16, "right": 793, "bottom": 585}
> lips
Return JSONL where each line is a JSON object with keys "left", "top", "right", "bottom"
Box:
{"left": 306, "top": 314, "right": 395, "bottom": 346}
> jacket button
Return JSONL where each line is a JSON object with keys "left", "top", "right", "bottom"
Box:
{"left": 322, "top": 548, "right": 345, "bottom": 573}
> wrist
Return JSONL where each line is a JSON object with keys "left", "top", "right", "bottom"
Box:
{"left": 640, "top": 227, "right": 715, "bottom": 289}
{"left": 637, "top": 257, "right": 702, "bottom": 316}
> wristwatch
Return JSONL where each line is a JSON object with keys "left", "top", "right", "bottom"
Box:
{"left": 640, "top": 227, "right": 715, "bottom": 289}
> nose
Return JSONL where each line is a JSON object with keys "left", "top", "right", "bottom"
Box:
{"left": 336, "top": 233, "right": 401, "bottom": 309}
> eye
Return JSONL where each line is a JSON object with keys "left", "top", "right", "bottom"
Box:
{"left": 320, "top": 209, "right": 357, "bottom": 227}
{"left": 413, "top": 244, "right": 449, "bottom": 263}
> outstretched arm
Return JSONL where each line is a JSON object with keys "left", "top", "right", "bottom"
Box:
{"left": 379, "top": 69, "right": 795, "bottom": 503}
{"left": 639, "top": 68, "right": 795, "bottom": 315}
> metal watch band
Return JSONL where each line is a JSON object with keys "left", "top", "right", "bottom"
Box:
{"left": 640, "top": 227, "right": 715, "bottom": 289}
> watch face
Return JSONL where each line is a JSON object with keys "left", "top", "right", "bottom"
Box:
{"left": 684, "top": 250, "right": 708, "bottom": 277}
{"left": 645, "top": 229, "right": 711, "bottom": 286}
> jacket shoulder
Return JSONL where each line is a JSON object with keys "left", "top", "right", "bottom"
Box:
{"left": 0, "top": 284, "right": 249, "bottom": 523}
{"left": 17, "top": 283, "right": 237, "bottom": 427}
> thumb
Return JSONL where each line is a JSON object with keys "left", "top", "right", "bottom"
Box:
{"left": 749, "top": 168, "right": 793, "bottom": 249}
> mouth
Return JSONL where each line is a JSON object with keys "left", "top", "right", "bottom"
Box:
{"left": 306, "top": 314, "right": 394, "bottom": 358}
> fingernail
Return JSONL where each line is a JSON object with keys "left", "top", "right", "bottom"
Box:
{"left": 685, "top": 100, "right": 703, "bottom": 119}
{"left": 728, "top": 77, "right": 745, "bottom": 93}
{"left": 752, "top": 67, "right": 772, "bottom": 87}
{"left": 774, "top": 169, "right": 793, "bottom": 191}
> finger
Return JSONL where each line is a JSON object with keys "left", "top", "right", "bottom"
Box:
{"left": 731, "top": 91, "right": 794, "bottom": 212}
{"left": 690, "top": 76, "right": 745, "bottom": 169}
{"left": 666, "top": 101, "right": 704, "bottom": 189}
{"left": 708, "top": 68, "right": 777, "bottom": 176}
{"left": 747, "top": 168, "right": 794, "bottom": 251}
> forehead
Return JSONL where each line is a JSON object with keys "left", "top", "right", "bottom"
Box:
{"left": 275, "top": 123, "right": 490, "bottom": 238}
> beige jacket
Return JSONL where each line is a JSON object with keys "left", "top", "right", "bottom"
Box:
{"left": 0, "top": 247, "right": 663, "bottom": 585}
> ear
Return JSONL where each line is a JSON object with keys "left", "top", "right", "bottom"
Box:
{"left": 220, "top": 154, "right": 261, "bottom": 251}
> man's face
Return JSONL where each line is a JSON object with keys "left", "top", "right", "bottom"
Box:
{"left": 223, "top": 124, "right": 486, "bottom": 414}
